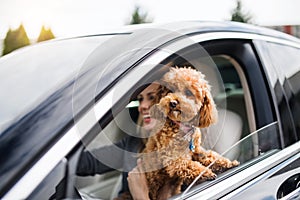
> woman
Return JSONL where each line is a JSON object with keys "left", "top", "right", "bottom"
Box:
{"left": 77, "top": 83, "right": 172, "bottom": 200}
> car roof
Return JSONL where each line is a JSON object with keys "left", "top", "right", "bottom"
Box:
{"left": 74, "top": 20, "right": 300, "bottom": 44}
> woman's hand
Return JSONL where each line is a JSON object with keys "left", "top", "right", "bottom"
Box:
{"left": 127, "top": 159, "right": 150, "bottom": 200}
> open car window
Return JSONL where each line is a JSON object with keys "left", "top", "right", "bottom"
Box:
{"left": 74, "top": 42, "right": 282, "bottom": 200}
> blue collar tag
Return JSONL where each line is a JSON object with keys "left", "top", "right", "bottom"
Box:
{"left": 189, "top": 138, "right": 195, "bottom": 152}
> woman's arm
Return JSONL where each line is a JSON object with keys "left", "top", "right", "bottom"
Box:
{"left": 127, "top": 159, "right": 176, "bottom": 200}
{"left": 127, "top": 159, "right": 150, "bottom": 200}
{"left": 76, "top": 137, "right": 130, "bottom": 176}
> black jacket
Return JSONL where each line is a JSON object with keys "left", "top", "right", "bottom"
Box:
{"left": 76, "top": 135, "right": 143, "bottom": 194}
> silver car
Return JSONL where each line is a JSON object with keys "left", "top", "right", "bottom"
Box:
{"left": 0, "top": 21, "right": 299, "bottom": 200}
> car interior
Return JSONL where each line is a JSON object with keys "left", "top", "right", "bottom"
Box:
{"left": 74, "top": 48, "right": 260, "bottom": 199}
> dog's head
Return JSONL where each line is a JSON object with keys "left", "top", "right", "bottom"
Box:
{"left": 150, "top": 67, "right": 217, "bottom": 128}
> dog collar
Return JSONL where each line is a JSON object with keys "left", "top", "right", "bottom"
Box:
{"left": 182, "top": 125, "right": 195, "bottom": 141}
{"left": 173, "top": 121, "right": 197, "bottom": 152}
{"left": 182, "top": 125, "right": 196, "bottom": 152}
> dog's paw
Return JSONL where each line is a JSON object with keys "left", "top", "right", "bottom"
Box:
{"left": 201, "top": 168, "right": 217, "bottom": 181}
{"left": 231, "top": 160, "right": 240, "bottom": 167}
{"left": 194, "top": 170, "right": 216, "bottom": 185}
{"left": 225, "top": 159, "right": 239, "bottom": 169}
{"left": 211, "top": 159, "right": 240, "bottom": 174}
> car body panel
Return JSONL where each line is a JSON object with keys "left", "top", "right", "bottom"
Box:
{"left": 222, "top": 142, "right": 300, "bottom": 200}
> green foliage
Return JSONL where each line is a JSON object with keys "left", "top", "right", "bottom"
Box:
{"left": 231, "top": 0, "right": 252, "bottom": 23}
{"left": 129, "top": 6, "right": 152, "bottom": 24}
{"left": 2, "top": 24, "right": 30, "bottom": 56}
{"left": 37, "top": 26, "right": 55, "bottom": 42}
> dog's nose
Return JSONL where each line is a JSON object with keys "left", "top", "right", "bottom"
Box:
{"left": 170, "top": 100, "right": 178, "bottom": 108}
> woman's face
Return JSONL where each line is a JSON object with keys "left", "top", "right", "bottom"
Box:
{"left": 137, "top": 83, "right": 160, "bottom": 131}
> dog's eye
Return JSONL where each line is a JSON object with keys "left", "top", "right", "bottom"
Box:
{"left": 185, "top": 89, "right": 193, "bottom": 97}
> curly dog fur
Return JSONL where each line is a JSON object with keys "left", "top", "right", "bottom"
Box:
{"left": 141, "top": 67, "right": 239, "bottom": 200}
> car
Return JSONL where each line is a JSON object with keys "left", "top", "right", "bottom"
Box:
{"left": 0, "top": 21, "right": 299, "bottom": 200}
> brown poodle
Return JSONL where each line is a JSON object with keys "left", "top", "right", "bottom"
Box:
{"left": 141, "top": 67, "right": 239, "bottom": 200}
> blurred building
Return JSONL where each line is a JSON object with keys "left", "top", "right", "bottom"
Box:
{"left": 267, "top": 25, "right": 300, "bottom": 38}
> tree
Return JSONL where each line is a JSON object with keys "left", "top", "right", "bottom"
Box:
{"left": 2, "top": 24, "right": 30, "bottom": 55}
{"left": 230, "top": 0, "right": 252, "bottom": 23}
{"left": 37, "top": 26, "right": 55, "bottom": 42}
{"left": 129, "top": 6, "right": 152, "bottom": 24}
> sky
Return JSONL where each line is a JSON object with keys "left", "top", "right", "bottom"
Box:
{"left": 0, "top": 0, "right": 300, "bottom": 39}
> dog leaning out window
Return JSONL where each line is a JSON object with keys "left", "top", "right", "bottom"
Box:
{"left": 140, "top": 67, "right": 239, "bottom": 200}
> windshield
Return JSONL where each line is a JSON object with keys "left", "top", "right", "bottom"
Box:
{"left": 0, "top": 36, "right": 113, "bottom": 132}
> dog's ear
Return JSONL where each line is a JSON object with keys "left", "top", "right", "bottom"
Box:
{"left": 198, "top": 90, "right": 218, "bottom": 128}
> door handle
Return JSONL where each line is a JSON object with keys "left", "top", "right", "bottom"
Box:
{"left": 278, "top": 174, "right": 300, "bottom": 200}
{"left": 279, "top": 187, "right": 300, "bottom": 200}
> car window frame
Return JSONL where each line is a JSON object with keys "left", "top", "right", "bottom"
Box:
{"left": 72, "top": 33, "right": 293, "bottom": 199}
{"left": 73, "top": 33, "right": 285, "bottom": 199}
